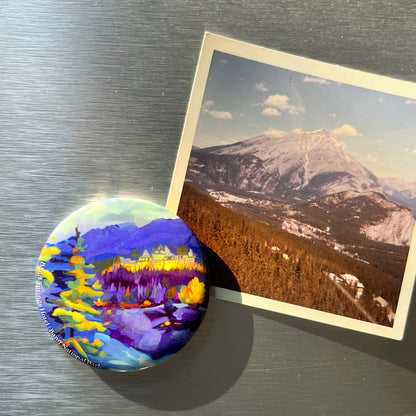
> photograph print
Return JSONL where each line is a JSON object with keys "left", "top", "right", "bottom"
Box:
{"left": 167, "top": 33, "right": 416, "bottom": 339}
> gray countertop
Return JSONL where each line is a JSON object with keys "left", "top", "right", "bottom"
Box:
{"left": 1, "top": 1, "right": 416, "bottom": 415}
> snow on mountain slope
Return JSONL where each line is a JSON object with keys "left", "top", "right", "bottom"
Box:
{"left": 186, "top": 151, "right": 280, "bottom": 195}
{"left": 361, "top": 209, "right": 415, "bottom": 246}
{"left": 291, "top": 190, "right": 415, "bottom": 247}
{"left": 380, "top": 177, "right": 416, "bottom": 196}
{"left": 379, "top": 176, "right": 416, "bottom": 214}
{"left": 186, "top": 130, "right": 415, "bottom": 248}
{"left": 197, "top": 129, "right": 381, "bottom": 200}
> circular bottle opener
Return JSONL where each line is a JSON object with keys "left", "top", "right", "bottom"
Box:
{"left": 35, "top": 198, "right": 210, "bottom": 371}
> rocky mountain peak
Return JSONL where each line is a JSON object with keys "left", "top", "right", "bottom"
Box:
{"left": 200, "top": 129, "right": 381, "bottom": 200}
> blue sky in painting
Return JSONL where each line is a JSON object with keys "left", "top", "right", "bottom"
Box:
{"left": 49, "top": 198, "right": 178, "bottom": 242}
{"left": 194, "top": 51, "right": 416, "bottom": 181}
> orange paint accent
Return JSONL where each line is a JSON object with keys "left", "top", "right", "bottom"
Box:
{"left": 119, "top": 302, "right": 140, "bottom": 309}
{"left": 94, "top": 298, "right": 108, "bottom": 307}
{"left": 140, "top": 299, "right": 152, "bottom": 308}
{"left": 69, "top": 255, "right": 85, "bottom": 266}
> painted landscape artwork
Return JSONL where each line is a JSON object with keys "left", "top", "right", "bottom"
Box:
{"left": 36, "top": 199, "right": 209, "bottom": 371}
{"left": 168, "top": 34, "right": 416, "bottom": 339}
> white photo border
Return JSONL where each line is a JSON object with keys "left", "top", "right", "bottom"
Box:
{"left": 167, "top": 32, "right": 416, "bottom": 340}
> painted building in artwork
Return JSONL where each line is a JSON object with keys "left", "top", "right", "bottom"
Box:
{"left": 151, "top": 244, "right": 174, "bottom": 261}
{"left": 104, "top": 245, "right": 203, "bottom": 273}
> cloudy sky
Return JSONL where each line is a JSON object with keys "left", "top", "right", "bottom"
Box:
{"left": 49, "top": 198, "right": 177, "bottom": 242}
{"left": 193, "top": 51, "right": 416, "bottom": 182}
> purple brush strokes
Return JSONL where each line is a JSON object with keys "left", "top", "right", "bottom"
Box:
{"left": 106, "top": 305, "right": 205, "bottom": 359}
{"left": 43, "top": 217, "right": 209, "bottom": 364}
{"left": 81, "top": 218, "right": 201, "bottom": 262}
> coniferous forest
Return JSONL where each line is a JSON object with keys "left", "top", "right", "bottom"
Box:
{"left": 178, "top": 184, "right": 403, "bottom": 327}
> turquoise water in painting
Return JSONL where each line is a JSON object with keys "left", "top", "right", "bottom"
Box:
{"left": 36, "top": 199, "right": 209, "bottom": 371}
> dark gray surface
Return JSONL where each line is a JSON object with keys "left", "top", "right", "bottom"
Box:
{"left": 1, "top": 1, "right": 416, "bottom": 415}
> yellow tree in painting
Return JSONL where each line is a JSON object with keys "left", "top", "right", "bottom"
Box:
{"left": 179, "top": 277, "right": 206, "bottom": 304}
{"left": 52, "top": 227, "right": 108, "bottom": 359}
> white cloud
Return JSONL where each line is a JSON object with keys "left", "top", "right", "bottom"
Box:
{"left": 366, "top": 154, "right": 384, "bottom": 166}
{"left": 208, "top": 110, "right": 233, "bottom": 120}
{"left": 262, "top": 128, "right": 287, "bottom": 138}
{"left": 194, "top": 135, "right": 239, "bottom": 148}
{"left": 261, "top": 107, "right": 282, "bottom": 117}
{"left": 332, "top": 124, "right": 363, "bottom": 137}
{"left": 292, "top": 128, "right": 304, "bottom": 134}
{"left": 287, "top": 106, "right": 305, "bottom": 115}
{"left": 263, "top": 93, "right": 304, "bottom": 115}
{"left": 329, "top": 113, "right": 336, "bottom": 118}
{"left": 264, "top": 93, "right": 289, "bottom": 109}
{"left": 366, "top": 154, "right": 379, "bottom": 163}
{"left": 201, "top": 100, "right": 232, "bottom": 119}
{"left": 411, "top": 148, "right": 416, "bottom": 155}
{"left": 303, "top": 75, "right": 330, "bottom": 85}
{"left": 405, "top": 99, "right": 416, "bottom": 105}
{"left": 255, "top": 82, "right": 268, "bottom": 92}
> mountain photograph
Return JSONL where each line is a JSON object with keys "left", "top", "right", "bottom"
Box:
{"left": 175, "top": 50, "right": 416, "bottom": 328}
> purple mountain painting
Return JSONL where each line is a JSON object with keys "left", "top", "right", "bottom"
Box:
{"left": 36, "top": 199, "right": 210, "bottom": 371}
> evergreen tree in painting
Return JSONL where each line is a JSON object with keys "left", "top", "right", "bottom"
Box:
{"left": 45, "top": 227, "right": 108, "bottom": 359}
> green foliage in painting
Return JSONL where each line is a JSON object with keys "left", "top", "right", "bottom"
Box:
{"left": 47, "top": 227, "right": 107, "bottom": 357}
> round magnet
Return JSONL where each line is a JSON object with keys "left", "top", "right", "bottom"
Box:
{"left": 35, "top": 198, "right": 209, "bottom": 371}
